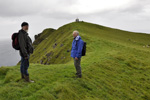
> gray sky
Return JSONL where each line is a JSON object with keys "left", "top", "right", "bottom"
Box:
{"left": 0, "top": 0, "right": 150, "bottom": 40}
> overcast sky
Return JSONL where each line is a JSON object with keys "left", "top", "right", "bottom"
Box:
{"left": 0, "top": 0, "right": 150, "bottom": 40}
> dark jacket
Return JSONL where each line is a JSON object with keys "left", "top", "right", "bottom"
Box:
{"left": 18, "top": 29, "right": 33, "bottom": 57}
{"left": 71, "top": 36, "right": 84, "bottom": 58}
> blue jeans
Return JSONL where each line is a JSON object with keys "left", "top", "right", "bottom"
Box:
{"left": 20, "top": 55, "right": 30, "bottom": 76}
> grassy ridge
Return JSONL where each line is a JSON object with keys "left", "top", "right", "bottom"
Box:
{"left": 30, "top": 22, "right": 150, "bottom": 65}
{"left": 33, "top": 28, "right": 56, "bottom": 49}
{"left": 0, "top": 21, "right": 150, "bottom": 100}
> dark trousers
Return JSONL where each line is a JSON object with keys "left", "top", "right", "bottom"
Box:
{"left": 74, "top": 58, "right": 82, "bottom": 76}
{"left": 20, "top": 56, "right": 29, "bottom": 76}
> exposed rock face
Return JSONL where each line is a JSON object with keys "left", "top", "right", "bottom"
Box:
{"left": 46, "top": 51, "right": 54, "bottom": 58}
{"left": 33, "top": 28, "right": 56, "bottom": 49}
{"left": 40, "top": 60, "right": 43, "bottom": 64}
{"left": 55, "top": 55, "right": 59, "bottom": 58}
{"left": 53, "top": 43, "right": 57, "bottom": 48}
{"left": 143, "top": 45, "right": 150, "bottom": 48}
{"left": 60, "top": 44, "right": 64, "bottom": 47}
{"left": 67, "top": 50, "right": 70, "bottom": 52}
{"left": 43, "top": 48, "right": 46, "bottom": 51}
{"left": 34, "top": 33, "right": 41, "bottom": 40}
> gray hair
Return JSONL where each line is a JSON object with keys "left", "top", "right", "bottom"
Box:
{"left": 73, "top": 30, "right": 79, "bottom": 35}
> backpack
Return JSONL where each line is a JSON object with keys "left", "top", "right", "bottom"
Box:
{"left": 11, "top": 33, "right": 20, "bottom": 50}
{"left": 82, "top": 42, "right": 86, "bottom": 56}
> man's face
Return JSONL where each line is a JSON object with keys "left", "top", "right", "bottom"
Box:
{"left": 73, "top": 32, "right": 77, "bottom": 38}
{"left": 22, "top": 25, "right": 29, "bottom": 31}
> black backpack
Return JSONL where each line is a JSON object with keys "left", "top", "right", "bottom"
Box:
{"left": 82, "top": 42, "right": 86, "bottom": 56}
{"left": 11, "top": 33, "right": 20, "bottom": 50}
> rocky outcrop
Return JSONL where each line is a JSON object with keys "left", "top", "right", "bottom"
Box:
{"left": 33, "top": 28, "right": 56, "bottom": 49}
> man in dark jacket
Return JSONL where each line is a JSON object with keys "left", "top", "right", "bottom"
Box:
{"left": 71, "top": 30, "right": 84, "bottom": 78}
{"left": 18, "top": 22, "right": 34, "bottom": 82}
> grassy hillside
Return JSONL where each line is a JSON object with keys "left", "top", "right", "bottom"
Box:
{"left": 33, "top": 28, "right": 56, "bottom": 49}
{"left": 30, "top": 21, "right": 150, "bottom": 65}
{"left": 0, "top": 21, "right": 150, "bottom": 100}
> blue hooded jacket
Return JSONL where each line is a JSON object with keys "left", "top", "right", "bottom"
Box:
{"left": 71, "top": 36, "right": 84, "bottom": 58}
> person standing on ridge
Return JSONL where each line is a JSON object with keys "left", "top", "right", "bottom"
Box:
{"left": 71, "top": 30, "right": 84, "bottom": 78}
{"left": 18, "top": 22, "right": 34, "bottom": 82}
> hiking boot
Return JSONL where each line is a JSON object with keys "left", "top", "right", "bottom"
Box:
{"left": 75, "top": 73, "right": 78, "bottom": 75}
{"left": 24, "top": 75, "right": 34, "bottom": 83}
{"left": 21, "top": 74, "right": 25, "bottom": 79}
{"left": 77, "top": 75, "right": 82, "bottom": 78}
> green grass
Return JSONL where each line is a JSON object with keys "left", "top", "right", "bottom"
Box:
{"left": 0, "top": 21, "right": 150, "bottom": 100}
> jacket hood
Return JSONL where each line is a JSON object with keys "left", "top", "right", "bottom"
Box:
{"left": 75, "top": 35, "right": 81, "bottom": 41}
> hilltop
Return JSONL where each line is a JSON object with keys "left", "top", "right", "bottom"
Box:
{"left": 30, "top": 21, "right": 150, "bottom": 65}
{"left": 0, "top": 21, "right": 150, "bottom": 100}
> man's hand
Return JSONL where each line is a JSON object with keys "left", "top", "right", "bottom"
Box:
{"left": 75, "top": 57, "right": 78, "bottom": 60}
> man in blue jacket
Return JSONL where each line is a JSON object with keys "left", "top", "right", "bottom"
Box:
{"left": 71, "top": 30, "right": 84, "bottom": 78}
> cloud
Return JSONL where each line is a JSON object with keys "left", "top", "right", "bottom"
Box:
{"left": 0, "top": 0, "right": 77, "bottom": 17}
{"left": 0, "top": 0, "right": 140, "bottom": 17}
{"left": 68, "top": 0, "right": 133, "bottom": 14}
{"left": 0, "top": 0, "right": 150, "bottom": 40}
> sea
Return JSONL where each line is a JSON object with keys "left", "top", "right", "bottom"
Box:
{"left": 0, "top": 39, "right": 20, "bottom": 67}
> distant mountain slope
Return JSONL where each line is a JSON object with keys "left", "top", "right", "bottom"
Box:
{"left": 30, "top": 21, "right": 150, "bottom": 65}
